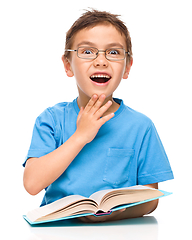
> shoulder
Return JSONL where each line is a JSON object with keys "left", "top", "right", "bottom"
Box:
{"left": 37, "top": 101, "right": 74, "bottom": 125}
{"left": 121, "top": 101, "right": 153, "bottom": 129}
{"left": 47, "top": 102, "right": 71, "bottom": 115}
{"left": 47, "top": 100, "right": 75, "bottom": 114}
{"left": 49, "top": 101, "right": 73, "bottom": 113}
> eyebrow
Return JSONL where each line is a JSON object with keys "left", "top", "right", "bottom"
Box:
{"left": 106, "top": 43, "right": 124, "bottom": 49}
{"left": 76, "top": 41, "right": 125, "bottom": 49}
{"left": 77, "top": 41, "right": 95, "bottom": 47}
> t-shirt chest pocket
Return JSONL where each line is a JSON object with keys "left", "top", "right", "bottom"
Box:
{"left": 103, "top": 148, "right": 135, "bottom": 187}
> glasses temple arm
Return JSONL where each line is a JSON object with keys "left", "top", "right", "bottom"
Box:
{"left": 65, "top": 49, "right": 77, "bottom": 52}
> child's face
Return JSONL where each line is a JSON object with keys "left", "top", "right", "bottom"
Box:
{"left": 63, "top": 24, "right": 132, "bottom": 100}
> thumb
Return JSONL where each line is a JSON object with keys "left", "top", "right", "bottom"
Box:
{"left": 119, "top": 208, "right": 126, "bottom": 212}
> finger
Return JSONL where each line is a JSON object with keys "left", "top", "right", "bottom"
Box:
{"left": 79, "top": 216, "right": 91, "bottom": 223}
{"left": 80, "top": 209, "right": 124, "bottom": 223}
{"left": 89, "top": 94, "right": 106, "bottom": 114}
{"left": 98, "top": 112, "right": 115, "bottom": 126}
{"left": 83, "top": 94, "right": 98, "bottom": 113}
{"left": 94, "top": 100, "right": 113, "bottom": 118}
{"left": 119, "top": 208, "right": 126, "bottom": 213}
{"left": 80, "top": 215, "right": 107, "bottom": 223}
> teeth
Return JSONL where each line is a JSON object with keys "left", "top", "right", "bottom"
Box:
{"left": 90, "top": 74, "right": 110, "bottom": 79}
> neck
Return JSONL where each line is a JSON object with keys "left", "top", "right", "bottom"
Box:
{"left": 77, "top": 93, "right": 120, "bottom": 116}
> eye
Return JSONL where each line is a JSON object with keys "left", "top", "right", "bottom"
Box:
{"left": 107, "top": 49, "right": 120, "bottom": 55}
{"left": 79, "top": 47, "right": 95, "bottom": 55}
{"left": 84, "top": 49, "right": 93, "bottom": 54}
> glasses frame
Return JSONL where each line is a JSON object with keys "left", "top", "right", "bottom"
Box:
{"left": 65, "top": 46, "right": 130, "bottom": 61}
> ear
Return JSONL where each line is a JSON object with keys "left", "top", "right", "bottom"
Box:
{"left": 61, "top": 55, "right": 74, "bottom": 77}
{"left": 123, "top": 58, "right": 133, "bottom": 79}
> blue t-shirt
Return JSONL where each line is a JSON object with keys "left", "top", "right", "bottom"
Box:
{"left": 24, "top": 98, "right": 174, "bottom": 206}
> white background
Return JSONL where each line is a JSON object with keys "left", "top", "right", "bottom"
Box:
{"left": 1, "top": 0, "right": 191, "bottom": 239}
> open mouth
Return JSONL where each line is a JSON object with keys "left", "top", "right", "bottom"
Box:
{"left": 90, "top": 74, "right": 111, "bottom": 84}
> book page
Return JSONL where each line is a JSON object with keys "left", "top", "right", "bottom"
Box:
{"left": 26, "top": 195, "right": 88, "bottom": 222}
{"left": 89, "top": 185, "right": 152, "bottom": 205}
{"left": 36, "top": 202, "right": 97, "bottom": 222}
{"left": 100, "top": 189, "right": 163, "bottom": 212}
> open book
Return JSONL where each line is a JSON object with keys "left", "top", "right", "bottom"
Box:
{"left": 23, "top": 185, "right": 171, "bottom": 225}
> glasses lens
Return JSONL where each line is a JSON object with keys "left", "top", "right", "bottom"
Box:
{"left": 77, "top": 47, "right": 97, "bottom": 59}
{"left": 106, "top": 48, "right": 125, "bottom": 60}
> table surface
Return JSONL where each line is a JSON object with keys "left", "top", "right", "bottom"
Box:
{"left": 2, "top": 190, "right": 192, "bottom": 240}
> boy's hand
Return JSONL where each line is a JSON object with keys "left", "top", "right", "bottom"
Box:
{"left": 79, "top": 208, "right": 126, "bottom": 223}
{"left": 76, "top": 94, "right": 114, "bottom": 144}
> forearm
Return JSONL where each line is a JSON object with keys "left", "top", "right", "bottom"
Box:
{"left": 23, "top": 131, "right": 86, "bottom": 195}
{"left": 114, "top": 199, "right": 159, "bottom": 221}
{"left": 115, "top": 184, "right": 159, "bottom": 220}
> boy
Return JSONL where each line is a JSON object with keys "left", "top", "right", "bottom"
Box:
{"left": 23, "top": 9, "right": 174, "bottom": 222}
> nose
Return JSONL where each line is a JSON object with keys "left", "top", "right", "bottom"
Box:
{"left": 93, "top": 51, "right": 108, "bottom": 67}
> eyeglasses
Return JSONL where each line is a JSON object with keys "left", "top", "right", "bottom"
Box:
{"left": 65, "top": 46, "right": 130, "bottom": 61}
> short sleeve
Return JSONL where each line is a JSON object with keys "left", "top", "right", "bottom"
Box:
{"left": 23, "top": 108, "right": 57, "bottom": 167}
{"left": 137, "top": 122, "right": 174, "bottom": 185}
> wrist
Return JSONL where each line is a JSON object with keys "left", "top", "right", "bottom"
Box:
{"left": 73, "top": 131, "right": 88, "bottom": 148}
